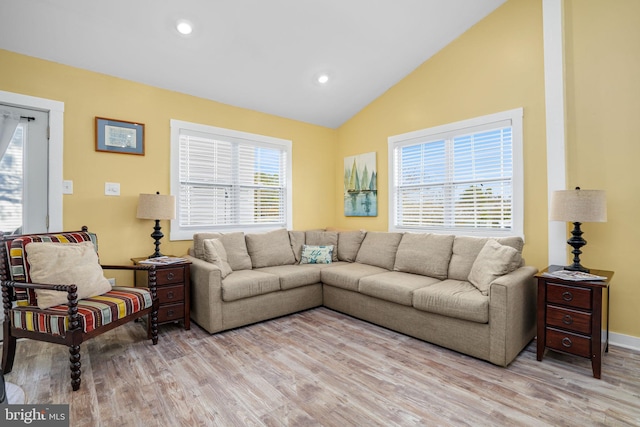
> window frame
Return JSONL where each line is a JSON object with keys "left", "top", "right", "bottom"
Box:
{"left": 387, "top": 108, "right": 524, "bottom": 238}
{"left": 170, "top": 119, "right": 292, "bottom": 241}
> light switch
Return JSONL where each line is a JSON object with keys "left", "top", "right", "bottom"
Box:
{"left": 62, "top": 180, "right": 73, "bottom": 194}
{"left": 105, "top": 182, "right": 120, "bottom": 196}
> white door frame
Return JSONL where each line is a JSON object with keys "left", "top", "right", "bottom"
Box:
{"left": 0, "top": 90, "right": 64, "bottom": 231}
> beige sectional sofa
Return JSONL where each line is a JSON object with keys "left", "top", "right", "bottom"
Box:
{"left": 184, "top": 228, "right": 537, "bottom": 367}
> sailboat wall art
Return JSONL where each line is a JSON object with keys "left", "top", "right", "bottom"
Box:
{"left": 344, "top": 151, "right": 377, "bottom": 217}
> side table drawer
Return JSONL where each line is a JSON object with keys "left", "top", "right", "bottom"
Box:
{"left": 157, "top": 285, "right": 184, "bottom": 304}
{"left": 547, "top": 283, "right": 591, "bottom": 310}
{"left": 546, "top": 327, "right": 591, "bottom": 357}
{"left": 156, "top": 267, "right": 185, "bottom": 285}
{"left": 546, "top": 305, "right": 591, "bottom": 335}
{"left": 158, "top": 303, "right": 185, "bottom": 323}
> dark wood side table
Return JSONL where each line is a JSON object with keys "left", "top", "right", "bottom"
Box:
{"left": 535, "top": 266, "right": 613, "bottom": 378}
{"left": 132, "top": 257, "right": 191, "bottom": 330}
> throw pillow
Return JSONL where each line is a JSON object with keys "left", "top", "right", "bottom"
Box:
{"left": 300, "top": 245, "right": 334, "bottom": 264}
{"left": 26, "top": 241, "right": 112, "bottom": 310}
{"left": 203, "top": 238, "right": 233, "bottom": 278}
{"left": 468, "top": 239, "right": 523, "bottom": 295}
{"left": 305, "top": 231, "right": 339, "bottom": 262}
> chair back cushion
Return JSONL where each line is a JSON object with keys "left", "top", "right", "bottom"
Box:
{"left": 4, "top": 231, "right": 97, "bottom": 305}
{"left": 26, "top": 241, "right": 112, "bottom": 309}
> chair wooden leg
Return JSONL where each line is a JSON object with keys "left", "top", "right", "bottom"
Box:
{"left": 150, "top": 310, "right": 158, "bottom": 345}
{"left": 69, "top": 345, "right": 81, "bottom": 391}
{"left": 1, "top": 322, "right": 16, "bottom": 374}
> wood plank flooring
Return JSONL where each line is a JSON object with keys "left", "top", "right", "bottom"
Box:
{"left": 2, "top": 307, "right": 640, "bottom": 426}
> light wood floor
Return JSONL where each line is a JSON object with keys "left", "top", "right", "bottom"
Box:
{"left": 3, "top": 307, "right": 640, "bottom": 426}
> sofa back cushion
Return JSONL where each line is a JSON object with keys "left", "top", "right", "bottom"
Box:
{"left": 193, "top": 232, "right": 252, "bottom": 271}
{"left": 305, "top": 231, "right": 339, "bottom": 262}
{"left": 448, "top": 235, "right": 524, "bottom": 281}
{"left": 288, "top": 230, "right": 306, "bottom": 263}
{"left": 337, "top": 230, "right": 366, "bottom": 262}
{"left": 393, "top": 233, "right": 454, "bottom": 280}
{"left": 355, "top": 231, "right": 403, "bottom": 270}
{"left": 245, "top": 229, "right": 296, "bottom": 268}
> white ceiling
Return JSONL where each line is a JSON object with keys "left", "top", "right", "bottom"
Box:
{"left": 0, "top": 0, "right": 506, "bottom": 128}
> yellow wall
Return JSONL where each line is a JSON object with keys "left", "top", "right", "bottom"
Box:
{"left": 336, "top": 0, "right": 548, "bottom": 270}
{"left": 564, "top": 0, "right": 640, "bottom": 337}
{"left": 2, "top": 0, "right": 638, "bottom": 339}
{"left": 0, "top": 49, "right": 337, "bottom": 273}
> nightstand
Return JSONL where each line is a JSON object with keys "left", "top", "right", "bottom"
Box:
{"left": 132, "top": 257, "right": 191, "bottom": 330}
{"left": 535, "top": 266, "right": 613, "bottom": 378}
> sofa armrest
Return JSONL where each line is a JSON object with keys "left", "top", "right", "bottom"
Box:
{"left": 488, "top": 265, "right": 538, "bottom": 366}
{"left": 183, "top": 254, "right": 223, "bottom": 333}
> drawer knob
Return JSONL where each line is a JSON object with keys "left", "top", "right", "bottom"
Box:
{"left": 167, "top": 291, "right": 174, "bottom": 299}
{"left": 562, "top": 291, "right": 573, "bottom": 302}
{"left": 561, "top": 337, "right": 573, "bottom": 348}
{"left": 167, "top": 310, "right": 174, "bottom": 317}
{"left": 167, "top": 272, "right": 175, "bottom": 281}
{"left": 562, "top": 314, "right": 573, "bottom": 325}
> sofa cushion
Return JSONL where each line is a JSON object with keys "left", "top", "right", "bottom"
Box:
{"left": 337, "top": 230, "right": 366, "bottom": 262}
{"left": 193, "top": 232, "right": 252, "bottom": 271}
{"left": 358, "top": 271, "right": 440, "bottom": 306}
{"left": 321, "top": 263, "right": 388, "bottom": 292}
{"left": 468, "top": 240, "right": 522, "bottom": 295}
{"left": 221, "top": 270, "right": 281, "bottom": 302}
{"left": 203, "top": 238, "right": 232, "bottom": 278}
{"left": 26, "top": 241, "right": 112, "bottom": 310}
{"left": 393, "top": 233, "right": 454, "bottom": 280}
{"left": 355, "top": 231, "right": 403, "bottom": 270}
{"left": 245, "top": 229, "right": 296, "bottom": 268}
{"left": 305, "top": 231, "right": 339, "bottom": 262}
{"left": 254, "top": 265, "right": 321, "bottom": 290}
{"left": 300, "top": 245, "right": 334, "bottom": 264}
{"left": 448, "top": 236, "right": 524, "bottom": 281}
{"left": 412, "top": 279, "right": 489, "bottom": 323}
{"left": 288, "top": 230, "right": 306, "bottom": 263}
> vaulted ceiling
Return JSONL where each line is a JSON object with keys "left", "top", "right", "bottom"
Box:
{"left": 0, "top": 0, "right": 506, "bottom": 128}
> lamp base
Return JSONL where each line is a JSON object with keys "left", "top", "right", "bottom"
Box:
{"left": 149, "top": 219, "right": 165, "bottom": 258}
{"left": 564, "top": 221, "right": 590, "bottom": 273}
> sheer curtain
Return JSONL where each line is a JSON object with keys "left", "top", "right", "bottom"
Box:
{"left": 0, "top": 110, "right": 20, "bottom": 160}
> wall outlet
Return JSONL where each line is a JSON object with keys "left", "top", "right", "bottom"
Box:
{"left": 107, "top": 278, "right": 116, "bottom": 286}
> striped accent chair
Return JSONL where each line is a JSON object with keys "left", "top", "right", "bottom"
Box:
{"left": 0, "top": 227, "right": 159, "bottom": 391}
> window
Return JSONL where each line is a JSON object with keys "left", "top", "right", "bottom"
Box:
{"left": 170, "top": 120, "right": 292, "bottom": 240}
{"left": 388, "top": 108, "right": 523, "bottom": 237}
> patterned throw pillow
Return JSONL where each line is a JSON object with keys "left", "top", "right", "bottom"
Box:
{"left": 300, "top": 245, "right": 334, "bottom": 264}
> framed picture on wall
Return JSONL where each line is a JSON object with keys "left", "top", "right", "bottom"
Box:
{"left": 344, "top": 151, "right": 377, "bottom": 216}
{"left": 95, "top": 117, "right": 145, "bottom": 155}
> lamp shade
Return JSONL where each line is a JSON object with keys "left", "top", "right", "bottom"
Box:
{"left": 550, "top": 188, "right": 607, "bottom": 223}
{"left": 136, "top": 193, "right": 176, "bottom": 220}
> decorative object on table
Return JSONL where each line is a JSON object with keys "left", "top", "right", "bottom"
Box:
{"left": 550, "top": 187, "right": 607, "bottom": 273}
{"left": 344, "top": 151, "right": 377, "bottom": 217}
{"left": 95, "top": 117, "right": 145, "bottom": 155}
{"left": 138, "top": 256, "right": 187, "bottom": 265}
{"left": 137, "top": 192, "right": 176, "bottom": 258}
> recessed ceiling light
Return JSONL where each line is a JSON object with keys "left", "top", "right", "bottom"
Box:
{"left": 317, "top": 74, "right": 330, "bottom": 84}
{"left": 176, "top": 20, "right": 193, "bottom": 35}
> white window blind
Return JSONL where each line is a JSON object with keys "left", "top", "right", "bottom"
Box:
{"left": 388, "top": 108, "right": 523, "bottom": 237}
{"left": 170, "top": 120, "right": 292, "bottom": 240}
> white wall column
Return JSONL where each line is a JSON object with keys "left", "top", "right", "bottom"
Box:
{"left": 543, "top": 0, "right": 568, "bottom": 266}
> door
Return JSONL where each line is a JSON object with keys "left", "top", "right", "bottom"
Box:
{"left": 0, "top": 105, "right": 49, "bottom": 234}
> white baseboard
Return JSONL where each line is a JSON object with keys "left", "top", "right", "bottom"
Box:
{"left": 610, "top": 332, "right": 640, "bottom": 352}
